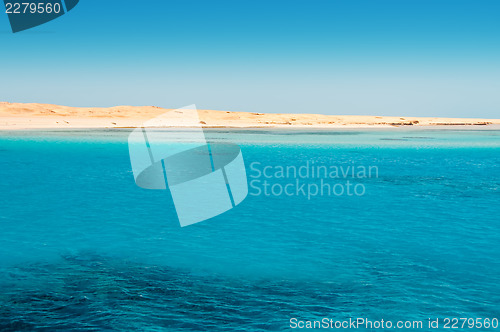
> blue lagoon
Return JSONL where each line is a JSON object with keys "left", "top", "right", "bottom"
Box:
{"left": 0, "top": 128, "right": 499, "bottom": 330}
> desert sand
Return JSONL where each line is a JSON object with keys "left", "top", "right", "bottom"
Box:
{"left": 1, "top": 102, "right": 499, "bottom": 130}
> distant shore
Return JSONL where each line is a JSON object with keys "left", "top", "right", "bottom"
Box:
{"left": 1, "top": 102, "right": 499, "bottom": 130}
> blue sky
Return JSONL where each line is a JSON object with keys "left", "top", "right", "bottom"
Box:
{"left": 1, "top": 0, "right": 499, "bottom": 117}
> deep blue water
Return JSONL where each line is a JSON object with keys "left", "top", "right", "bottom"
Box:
{"left": 0, "top": 129, "right": 499, "bottom": 331}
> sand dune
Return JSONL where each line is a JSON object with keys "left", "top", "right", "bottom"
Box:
{"left": 1, "top": 102, "right": 499, "bottom": 130}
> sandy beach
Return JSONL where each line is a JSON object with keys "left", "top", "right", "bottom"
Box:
{"left": 1, "top": 102, "right": 499, "bottom": 130}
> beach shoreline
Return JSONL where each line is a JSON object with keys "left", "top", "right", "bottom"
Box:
{"left": 1, "top": 102, "right": 499, "bottom": 130}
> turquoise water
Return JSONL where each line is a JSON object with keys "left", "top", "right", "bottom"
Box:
{"left": 0, "top": 129, "right": 499, "bottom": 331}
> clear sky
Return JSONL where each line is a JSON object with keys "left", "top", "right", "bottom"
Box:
{"left": 1, "top": 0, "right": 499, "bottom": 117}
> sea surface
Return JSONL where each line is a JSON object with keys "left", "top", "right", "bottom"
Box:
{"left": 0, "top": 128, "right": 499, "bottom": 331}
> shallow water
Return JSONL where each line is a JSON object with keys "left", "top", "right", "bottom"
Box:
{"left": 0, "top": 129, "right": 499, "bottom": 331}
